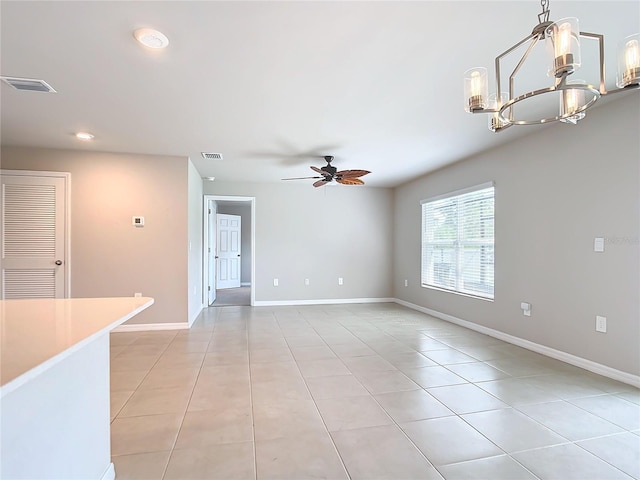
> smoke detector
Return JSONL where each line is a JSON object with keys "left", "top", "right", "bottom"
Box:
{"left": 201, "top": 152, "right": 223, "bottom": 160}
{"left": 1, "top": 76, "right": 56, "bottom": 93}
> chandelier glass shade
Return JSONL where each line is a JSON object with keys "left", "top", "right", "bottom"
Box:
{"left": 464, "top": 0, "right": 640, "bottom": 132}
{"left": 618, "top": 34, "right": 640, "bottom": 88}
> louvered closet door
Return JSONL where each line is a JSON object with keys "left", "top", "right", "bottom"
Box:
{"left": 1, "top": 173, "right": 67, "bottom": 299}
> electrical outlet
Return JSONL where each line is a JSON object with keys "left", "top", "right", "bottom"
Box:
{"left": 404, "top": 279, "right": 408, "bottom": 287}
{"left": 338, "top": 277, "right": 343, "bottom": 285}
{"left": 304, "top": 278, "right": 310, "bottom": 286}
{"left": 596, "top": 315, "right": 607, "bottom": 333}
{"left": 273, "top": 278, "right": 279, "bottom": 287}
{"left": 134, "top": 292, "right": 142, "bottom": 297}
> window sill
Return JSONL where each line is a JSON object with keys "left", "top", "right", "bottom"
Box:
{"left": 421, "top": 284, "right": 494, "bottom": 302}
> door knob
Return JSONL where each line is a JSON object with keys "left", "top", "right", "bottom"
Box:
{"left": 215, "top": 256, "right": 219, "bottom": 259}
{"left": 55, "top": 260, "right": 63, "bottom": 265}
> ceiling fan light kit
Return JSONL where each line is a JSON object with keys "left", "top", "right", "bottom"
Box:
{"left": 464, "top": 0, "right": 639, "bottom": 132}
{"left": 282, "top": 155, "right": 371, "bottom": 187}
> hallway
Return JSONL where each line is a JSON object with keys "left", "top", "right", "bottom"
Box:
{"left": 212, "top": 287, "right": 250, "bottom": 307}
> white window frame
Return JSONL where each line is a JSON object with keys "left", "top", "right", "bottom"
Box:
{"left": 420, "top": 182, "right": 495, "bottom": 300}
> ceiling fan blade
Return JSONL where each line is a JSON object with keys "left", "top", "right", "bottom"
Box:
{"left": 282, "top": 176, "right": 323, "bottom": 180}
{"left": 310, "top": 165, "right": 331, "bottom": 176}
{"left": 313, "top": 179, "right": 330, "bottom": 188}
{"left": 336, "top": 177, "right": 365, "bottom": 186}
{"left": 335, "top": 169, "right": 371, "bottom": 179}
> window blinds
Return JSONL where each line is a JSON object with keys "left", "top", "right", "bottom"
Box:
{"left": 421, "top": 185, "right": 494, "bottom": 299}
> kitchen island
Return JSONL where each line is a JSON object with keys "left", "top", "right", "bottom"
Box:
{"left": 0, "top": 297, "right": 154, "bottom": 480}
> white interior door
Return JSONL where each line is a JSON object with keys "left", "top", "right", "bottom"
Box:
{"left": 207, "top": 200, "right": 217, "bottom": 305}
{"left": 216, "top": 213, "right": 241, "bottom": 289}
{"left": 1, "top": 172, "right": 68, "bottom": 299}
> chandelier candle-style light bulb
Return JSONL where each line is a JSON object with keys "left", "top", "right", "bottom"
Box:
{"left": 464, "top": 67, "right": 488, "bottom": 112}
{"left": 617, "top": 34, "right": 640, "bottom": 87}
{"left": 546, "top": 17, "right": 581, "bottom": 77}
{"left": 560, "top": 80, "right": 586, "bottom": 124}
{"left": 488, "top": 93, "right": 510, "bottom": 132}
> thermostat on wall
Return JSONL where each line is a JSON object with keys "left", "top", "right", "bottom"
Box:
{"left": 132, "top": 216, "right": 145, "bottom": 227}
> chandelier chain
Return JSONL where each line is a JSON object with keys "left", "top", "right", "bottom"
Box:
{"left": 538, "top": 0, "right": 550, "bottom": 24}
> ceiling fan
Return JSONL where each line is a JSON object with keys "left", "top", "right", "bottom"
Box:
{"left": 282, "top": 156, "right": 371, "bottom": 187}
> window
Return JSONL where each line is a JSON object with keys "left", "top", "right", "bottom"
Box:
{"left": 421, "top": 183, "right": 494, "bottom": 300}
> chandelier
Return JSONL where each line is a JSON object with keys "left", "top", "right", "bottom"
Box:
{"left": 464, "top": 0, "right": 640, "bottom": 132}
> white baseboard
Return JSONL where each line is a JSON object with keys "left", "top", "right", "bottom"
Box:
{"left": 254, "top": 297, "right": 395, "bottom": 307}
{"left": 394, "top": 299, "right": 640, "bottom": 388}
{"left": 112, "top": 322, "right": 190, "bottom": 333}
{"left": 101, "top": 463, "right": 115, "bottom": 480}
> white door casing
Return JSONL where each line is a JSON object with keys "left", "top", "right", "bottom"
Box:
{"left": 207, "top": 200, "right": 217, "bottom": 305}
{"left": 216, "top": 214, "right": 241, "bottom": 289}
{"left": 1, "top": 171, "right": 70, "bottom": 299}
{"left": 202, "top": 195, "right": 255, "bottom": 307}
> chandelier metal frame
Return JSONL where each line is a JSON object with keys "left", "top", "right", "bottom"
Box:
{"left": 466, "top": 0, "right": 639, "bottom": 131}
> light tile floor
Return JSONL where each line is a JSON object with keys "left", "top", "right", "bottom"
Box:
{"left": 110, "top": 303, "right": 640, "bottom": 480}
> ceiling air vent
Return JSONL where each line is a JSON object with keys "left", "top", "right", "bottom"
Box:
{"left": 201, "top": 152, "right": 223, "bottom": 160}
{"left": 0, "top": 76, "right": 57, "bottom": 93}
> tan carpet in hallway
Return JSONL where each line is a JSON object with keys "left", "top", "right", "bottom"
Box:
{"left": 211, "top": 286, "right": 250, "bottom": 306}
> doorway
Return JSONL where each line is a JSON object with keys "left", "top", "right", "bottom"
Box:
{"left": 203, "top": 195, "right": 255, "bottom": 307}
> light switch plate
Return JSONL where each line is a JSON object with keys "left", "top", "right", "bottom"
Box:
{"left": 594, "top": 237, "right": 605, "bottom": 252}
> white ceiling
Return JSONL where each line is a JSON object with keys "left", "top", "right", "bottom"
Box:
{"left": 1, "top": 1, "right": 638, "bottom": 187}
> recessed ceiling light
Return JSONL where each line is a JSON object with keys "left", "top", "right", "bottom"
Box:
{"left": 204, "top": 177, "right": 216, "bottom": 181}
{"left": 133, "top": 28, "right": 169, "bottom": 49}
{"left": 75, "top": 132, "right": 94, "bottom": 141}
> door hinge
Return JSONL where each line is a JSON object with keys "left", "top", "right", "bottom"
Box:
{"left": 208, "top": 247, "right": 211, "bottom": 253}
{"left": 208, "top": 286, "right": 211, "bottom": 291}
{"left": 208, "top": 208, "right": 211, "bottom": 214}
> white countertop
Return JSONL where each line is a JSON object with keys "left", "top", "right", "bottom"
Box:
{"left": 0, "top": 297, "right": 154, "bottom": 397}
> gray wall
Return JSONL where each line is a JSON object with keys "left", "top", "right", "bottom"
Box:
{"left": 394, "top": 94, "right": 640, "bottom": 376}
{"left": 217, "top": 203, "right": 252, "bottom": 285}
{"left": 205, "top": 182, "right": 394, "bottom": 302}
{"left": 1, "top": 147, "right": 190, "bottom": 325}
{"left": 187, "top": 160, "right": 204, "bottom": 323}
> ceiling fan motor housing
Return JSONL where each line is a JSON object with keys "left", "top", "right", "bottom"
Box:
{"left": 322, "top": 165, "right": 337, "bottom": 177}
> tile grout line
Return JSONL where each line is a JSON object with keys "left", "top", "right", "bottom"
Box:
{"left": 276, "top": 308, "right": 353, "bottom": 480}
{"left": 336, "top": 315, "right": 455, "bottom": 479}
{"left": 110, "top": 332, "right": 174, "bottom": 424}
{"left": 159, "top": 324, "right": 214, "bottom": 480}
{"left": 247, "top": 313, "right": 259, "bottom": 480}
